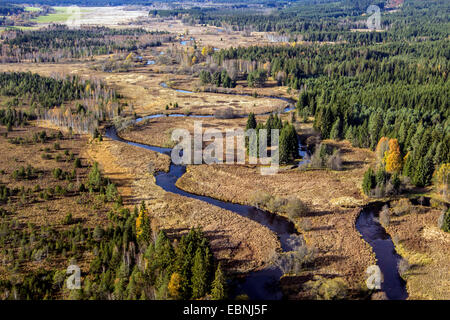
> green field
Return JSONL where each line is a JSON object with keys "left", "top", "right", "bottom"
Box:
{"left": 31, "top": 7, "right": 72, "bottom": 23}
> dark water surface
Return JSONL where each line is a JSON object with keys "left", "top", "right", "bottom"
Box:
{"left": 355, "top": 207, "right": 408, "bottom": 300}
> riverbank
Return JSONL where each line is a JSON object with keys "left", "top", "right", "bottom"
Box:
{"left": 175, "top": 140, "right": 377, "bottom": 297}
{"left": 86, "top": 134, "right": 281, "bottom": 274}
{"left": 383, "top": 202, "right": 450, "bottom": 299}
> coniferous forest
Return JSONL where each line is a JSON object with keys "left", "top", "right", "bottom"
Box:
{"left": 0, "top": 0, "right": 448, "bottom": 304}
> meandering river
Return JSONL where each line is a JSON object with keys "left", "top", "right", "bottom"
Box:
{"left": 105, "top": 85, "right": 407, "bottom": 300}
{"left": 356, "top": 205, "right": 408, "bottom": 300}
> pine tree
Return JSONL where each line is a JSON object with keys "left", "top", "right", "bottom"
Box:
{"left": 279, "top": 125, "right": 290, "bottom": 164}
{"left": 368, "top": 110, "right": 383, "bottom": 149}
{"left": 329, "top": 118, "right": 341, "bottom": 140}
{"left": 362, "top": 167, "right": 375, "bottom": 195}
{"left": 287, "top": 123, "right": 298, "bottom": 159}
{"left": 316, "top": 106, "right": 333, "bottom": 138}
{"left": 155, "top": 231, "right": 175, "bottom": 271}
{"left": 126, "top": 274, "right": 137, "bottom": 300}
{"left": 265, "top": 114, "right": 274, "bottom": 143}
{"left": 211, "top": 263, "right": 226, "bottom": 300}
{"left": 87, "top": 162, "right": 103, "bottom": 191}
{"left": 441, "top": 210, "right": 450, "bottom": 233}
{"left": 246, "top": 112, "right": 256, "bottom": 130}
{"left": 413, "top": 157, "right": 426, "bottom": 187}
{"left": 136, "top": 202, "right": 151, "bottom": 246}
{"left": 403, "top": 152, "right": 414, "bottom": 177}
{"left": 191, "top": 248, "right": 208, "bottom": 299}
{"left": 279, "top": 124, "right": 298, "bottom": 164}
{"left": 390, "top": 172, "right": 401, "bottom": 193}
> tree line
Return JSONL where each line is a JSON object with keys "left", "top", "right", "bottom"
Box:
{"left": 173, "top": 0, "right": 449, "bottom": 44}
{"left": 210, "top": 34, "right": 448, "bottom": 190}
{"left": 0, "top": 72, "right": 121, "bottom": 135}
{"left": 245, "top": 112, "right": 298, "bottom": 164}
{"left": 0, "top": 25, "right": 171, "bottom": 63}
{"left": 0, "top": 3, "right": 24, "bottom": 15}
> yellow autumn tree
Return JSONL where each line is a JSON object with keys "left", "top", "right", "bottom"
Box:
{"left": 403, "top": 152, "right": 409, "bottom": 164}
{"left": 168, "top": 273, "right": 183, "bottom": 300}
{"left": 191, "top": 55, "right": 198, "bottom": 64}
{"left": 434, "top": 163, "right": 449, "bottom": 200}
{"left": 125, "top": 52, "right": 134, "bottom": 61}
{"left": 136, "top": 202, "right": 151, "bottom": 245}
{"left": 385, "top": 138, "right": 403, "bottom": 173}
{"left": 375, "top": 137, "right": 389, "bottom": 165}
{"left": 201, "top": 46, "right": 213, "bottom": 57}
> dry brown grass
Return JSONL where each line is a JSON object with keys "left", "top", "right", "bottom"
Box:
{"left": 0, "top": 62, "right": 286, "bottom": 119}
{"left": 175, "top": 140, "right": 377, "bottom": 292}
{"left": 121, "top": 113, "right": 377, "bottom": 291}
{"left": 385, "top": 206, "right": 450, "bottom": 300}
{"left": 0, "top": 123, "right": 113, "bottom": 228}
{"left": 85, "top": 136, "right": 280, "bottom": 273}
{"left": 132, "top": 19, "right": 276, "bottom": 50}
{"left": 121, "top": 116, "right": 252, "bottom": 148}
{"left": 0, "top": 122, "right": 115, "bottom": 280}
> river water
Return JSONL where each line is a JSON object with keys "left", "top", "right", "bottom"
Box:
{"left": 356, "top": 206, "right": 408, "bottom": 300}
{"left": 105, "top": 85, "right": 407, "bottom": 300}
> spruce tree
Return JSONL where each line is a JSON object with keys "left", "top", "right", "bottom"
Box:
{"left": 191, "top": 248, "right": 207, "bottom": 299}
{"left": 279, "top": 124, "right": 298, "bottom": 164}
{"left": 385, "top": 139, "right": 403, "bottom": 173}
{"left": 362, "top": 167, "right": 375, "bottom": 195}
{"left": 87, "top": 162, "right": 102, "bottom": 191}
{"left": 136, "top": 202, "right": 151, "bottom": 246}
{"left": 155, "top": 231, "right": 175, "bottom": 272}
{"left": 330, "top": 118, "right": 341, "bottom": 140}
{"left": 279, "top": 125, "right": 290, "bottom": 164}
{"left": 441, "top": 210, "right": 450, "bottom": 233}
{"left": 414, "top": 152, "right": 434, "bottom": 187}
{"left": 211, "top": 263, "right": 226, "bottom": 300}
{"left": 246, "top": 112, "right": 256, "bottom": 130}
{"left": 375, "top": 167, "right": 387, "bottom": 187}
{"left": 403, "top": 152, "right": 415, "bottom": 178}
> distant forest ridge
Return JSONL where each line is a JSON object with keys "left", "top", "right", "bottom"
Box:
{"left": 3, "top": 0, "right": 290, "bottom": 6}
{"left": 1, "top": 0, "right": 375, "bottom": 8}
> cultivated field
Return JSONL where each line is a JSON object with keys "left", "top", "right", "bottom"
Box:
{"left": 32, "top": 6, "right": 149, "bottom": 26}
